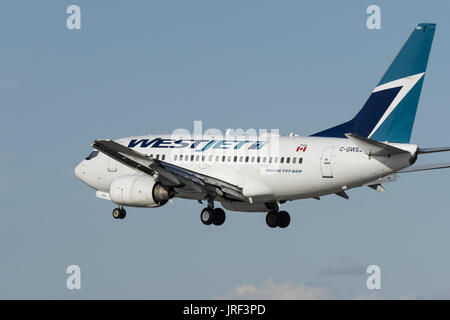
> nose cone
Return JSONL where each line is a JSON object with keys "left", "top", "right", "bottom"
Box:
{"left": 74, "top": 161, "right": 86, "bottom": 181}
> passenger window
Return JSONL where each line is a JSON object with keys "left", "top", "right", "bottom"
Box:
{"left": 274, "top": 157, "right": 278, "bottom": 163}
{"left": 286, "top": 157, "right": 290, "bottom": 164}
{"left": 191, "top": 155, "right": 194, "bottom": 161}
{"left": 263, "top": 157, "right": 267, "bottom": 163}
{"left": 185, "top": 155, "right": 189, "bottom": 161}
{"left": 228, "top": 156, "right": 231, "bottom": 162}
{"left": 202, "top": 155, "right": 205, "bottom": 161}
{"left": 251, "top": 156, "right": 255, "bottom": 163}
{"left": 269, "top": 157, "right": 272, "bottom": 163}
{"left": 222, "top": 156, "right": 226, "bottom": 162}
{"left": 292, "top": 157, "right": 296, "bottom": 164}
{"left": 257, "top": 157, "right": 260, "bottom": 163}
{"left": 195, "top": 155, "right": 199, "bottom": 161}
{"left": 174, "top": 155, "right": 177, "bottom": 161}
{"left": 162, "top": 154, "right": 166, "bottom": 160}
{"left": 239, "top": 156, "right": 243, "bottom": 162}
{"left": 299, "top": 157, "right": 303, "bottom": 164}
{"left": 234, "top": 156, "right": 237, "bottom": 162}
{"left": 156, "top": 154, "right": 160, "bottom": 160}
{"left": 280, "top": 157, "right": 284, "bottom": 164}
{"left": 245, "top": 156, "right": 249, "bottom": 163}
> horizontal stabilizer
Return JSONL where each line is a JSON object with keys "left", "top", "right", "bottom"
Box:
{"left": 398, "top": 162, "right": 450, "bottom": 173}
{"left": 418, "top": 147, "right": 450, "bottom": 154}
{"left": 345, "top": 133, "right": 409, "bottom": 157}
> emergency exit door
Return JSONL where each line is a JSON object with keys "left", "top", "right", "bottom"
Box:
{"left": 320, "top": 146, "right": 334, "bottom": 178}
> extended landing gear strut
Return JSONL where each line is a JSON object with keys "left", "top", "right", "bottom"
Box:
{"left": 266, "top": 210, "right": 290, "bottom": 228}
{"left": 112, "top": 207, "right": 126, "bottom": 219}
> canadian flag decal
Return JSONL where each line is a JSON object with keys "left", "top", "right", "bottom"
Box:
{"left": 296, "top": 145, "right": 307, "bottom": 152}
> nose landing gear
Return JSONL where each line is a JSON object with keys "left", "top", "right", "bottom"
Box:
{"left": 112, "top": 207, "right": 126, "bottom": 219}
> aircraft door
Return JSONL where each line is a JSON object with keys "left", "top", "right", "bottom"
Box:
{"left": 320, "top": 146, "right": 334, "bottom": 178}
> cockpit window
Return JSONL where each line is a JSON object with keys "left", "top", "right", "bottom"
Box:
{"left": 85, "top": 150, "right": 99, "bottom": 160}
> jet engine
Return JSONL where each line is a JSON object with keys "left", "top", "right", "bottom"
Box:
{"left": 109, "top": 175, "right": 174, "bottom": 207}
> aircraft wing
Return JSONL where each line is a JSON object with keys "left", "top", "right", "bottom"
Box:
{"left": 397, "top": 162, "right": 450, "bottom": 173}
{"left": 92, "top": 139, "right": 246, "bottom": 201}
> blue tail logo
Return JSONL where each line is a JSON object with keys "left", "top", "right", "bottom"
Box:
{"left": 312, "top": 23, "right": 436, "bottom": 143}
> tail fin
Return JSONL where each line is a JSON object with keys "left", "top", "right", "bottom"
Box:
{"left": 312, "top": 23, "right": 436, "bottom": 143}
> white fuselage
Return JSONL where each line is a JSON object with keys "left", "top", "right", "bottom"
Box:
{"left": 75, "top": 134, "right": 417, "bottom": 212}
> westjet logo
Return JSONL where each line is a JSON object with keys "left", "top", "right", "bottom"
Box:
{"left": 128, "top": 138, "right": 268, "bottom": 152}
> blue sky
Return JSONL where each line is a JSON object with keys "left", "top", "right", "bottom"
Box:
{"left": 1, "top": 0, "right": 450, "bottom": 299}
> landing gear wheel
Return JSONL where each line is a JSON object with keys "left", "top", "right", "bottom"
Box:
{"left": 266, "top": 211, "right": 278, "bottom": 228}
{"left": 112, "top": 208, "right": 121, "bottom": 219}
{"left": 119, "top": 208, "right": 126, "bottom": 219}
{"left": 200, "top": 208, "right": 214, "bottom": 225}
{"left": 112, "top": 207, "right": 126, "bottom": 219}
{"left": 278, "top": 211, "right": 290, "bottom": 228}
{"left": 212, "top": 208, "right": 226, "bottom": 226}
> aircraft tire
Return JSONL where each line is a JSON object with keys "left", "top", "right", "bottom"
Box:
{"left": 266, "top": 211, "right": 278, "bottom": 228}
{"left": 112, "top": 208, "right": 122, "bottom": 219}
{"left": 201, "top": 208, "right": 214, "bottom": 225}
{"left": 278, "top": 211, "right": 290, "bottom": 228}
{"left": 119, "top": 208, "right": 126, "bottom": 219}
{"left": 212, "top": 208, "right": 226, "bottom": 226}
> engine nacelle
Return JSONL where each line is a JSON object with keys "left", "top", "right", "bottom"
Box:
{"left": 109, "top": 175, "right": 174, "bottom": 207}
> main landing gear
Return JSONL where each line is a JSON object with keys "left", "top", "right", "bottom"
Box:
{"left": 200, "top": 207, "right": 226, "bottom": 226}
{"left": 200, "top": 198, "right": 226, "bottom": 226}
{"left": 265, "top": 210, "right": 290, "bottom": 228}
{"left": 112, "top": 207, "right": 126, "bottom": 219}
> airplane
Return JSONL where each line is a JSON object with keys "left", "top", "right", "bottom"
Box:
{"left": 75, "top": 23, "right": 450, "bottom": 228}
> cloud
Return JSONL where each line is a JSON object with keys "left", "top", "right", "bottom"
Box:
{"left": 216, "top": 276, "right": 425, "bottom": 300}
{"left": 431, "top": 289, "right": 450, "bottom": 300}
{"left": 320, "top": 258, "right": 366, "bottom": 276}
{"left": 354, "top": 293, "right": 383, "bottom": 300}
{"left": 397, "top": 293, "right": 418, "bottom": 300}
{"left": 216, "top": 278, "right": 336, "bottom": 300}
{"left": 355, "top": 293, "right": 421, "bottom": 300}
